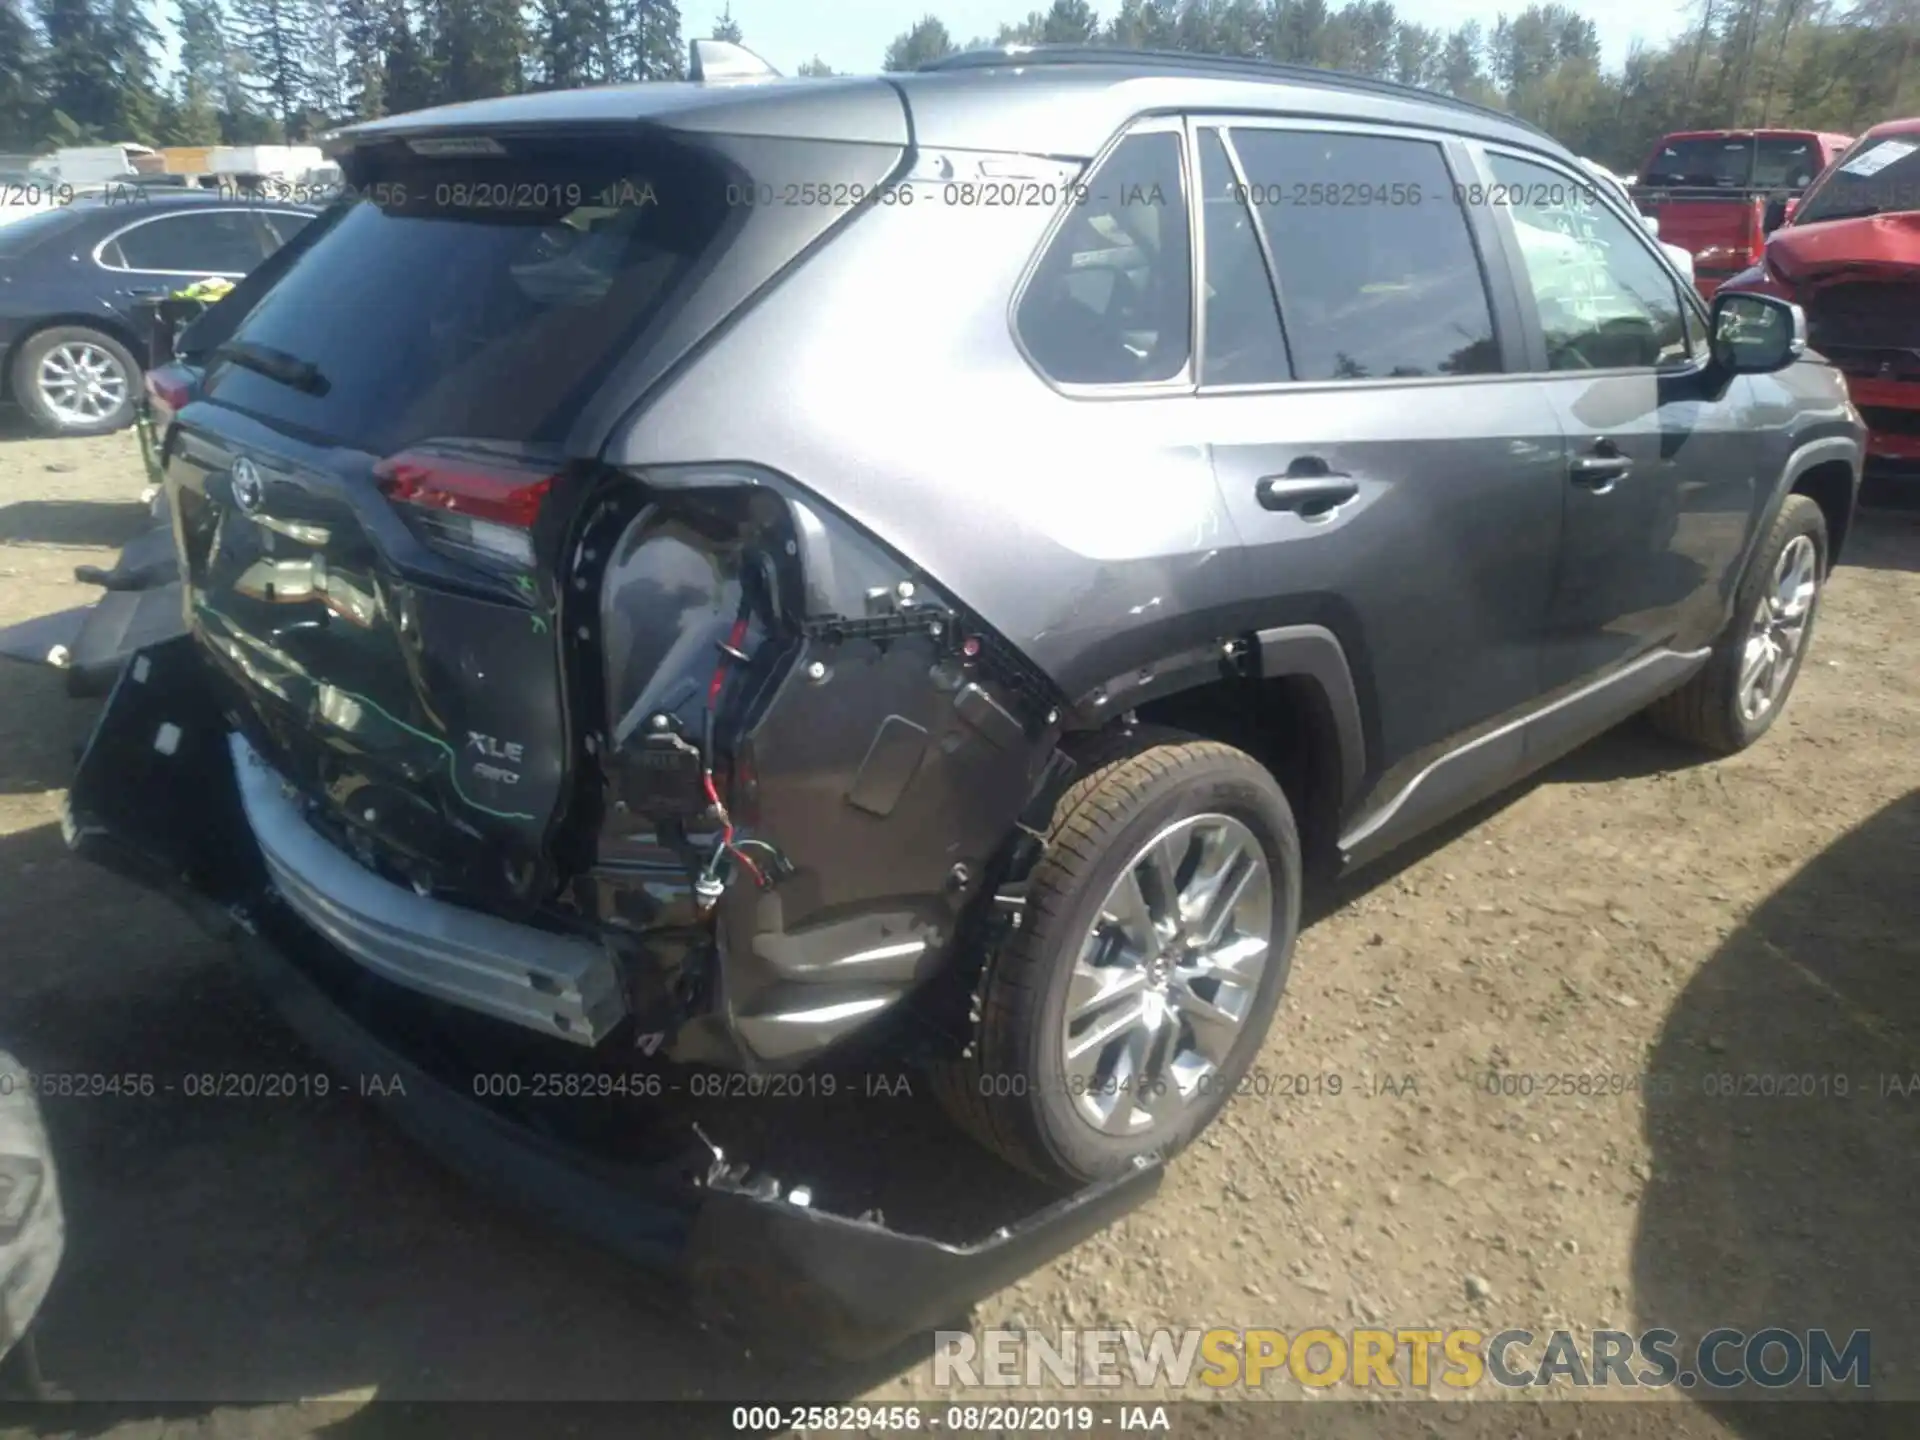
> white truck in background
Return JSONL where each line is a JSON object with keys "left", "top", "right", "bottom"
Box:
{"left": 207, "top": 145, "right": 326, "bottom": 183}
{"left": 42, "top": 144, "right": 159, "bottom": 187}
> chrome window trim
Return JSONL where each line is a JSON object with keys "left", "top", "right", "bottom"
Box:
{"left": 90, "top": 206, "right": 301, "bottom": 277}
{"left": 1010, "top": 112, "right": 1199, "bottom": 399}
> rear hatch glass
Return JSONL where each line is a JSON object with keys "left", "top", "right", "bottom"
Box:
{"left": 204, "top": 135, "right": 733, "bottom": 453}
{"left": 170, "top": 124, "right": 901, "bottom": 910}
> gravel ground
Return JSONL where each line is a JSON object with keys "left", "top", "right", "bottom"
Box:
{"left": 0, "top": 418, "right": 1915, "bottom": 1437}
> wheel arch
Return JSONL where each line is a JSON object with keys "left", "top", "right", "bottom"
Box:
{"left": 1051, "top": 625, "right": 1368, "bottom": 875}
{"left": 1787, "top": 454, "right": 1857, "bottom": 570}
{"left": 1745, "top": 436, "right": 1860, "bottom": 580}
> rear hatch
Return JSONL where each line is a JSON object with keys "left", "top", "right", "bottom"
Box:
{"left": 165, "top": 106, "right": 906, "bottom": 914}
{"left": 1633, "top": 132, "right": 1830, "bottom": 287}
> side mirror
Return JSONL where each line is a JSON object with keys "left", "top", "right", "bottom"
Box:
{"left": 1762, "top": 195, "right": 1789, "bottom": 235}
{"left": 1710, "top": 291, "right": 1807, "bottom": 375}
{"left": 1641, "top": 213, "right": 1662, "bottom": 238}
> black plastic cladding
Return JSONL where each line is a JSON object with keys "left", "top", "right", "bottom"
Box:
{"left": 564, "top": 467, "right": 1069, "bottom": 1068}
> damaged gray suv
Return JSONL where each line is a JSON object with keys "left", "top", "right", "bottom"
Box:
{"left": 59, "top": 44, "right": 1862, "bottom": 1221}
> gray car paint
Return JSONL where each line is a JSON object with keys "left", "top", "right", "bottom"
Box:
{"left": 260, "top": 55, "right": 1866, "bottom": 1068}
{"left": 605, "top": 69, "right": 1860, "bottom": 827}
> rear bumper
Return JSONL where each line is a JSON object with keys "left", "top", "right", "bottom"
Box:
{"left": 229, "top": 731, "right": 628, "bottom": 1046}
{"left": 59, "top": 636, "right": 1163, "bottom": 1360}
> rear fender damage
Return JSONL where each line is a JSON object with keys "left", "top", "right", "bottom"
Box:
{"left": 558, "top": 465, "right": 1071, "bottom": 1069}
{"left": 58, "top": 640, "right": 1165, "bottom": 1360}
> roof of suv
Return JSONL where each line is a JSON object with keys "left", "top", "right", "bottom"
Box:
{"left": 330, "top": 45, "right": 1572, "bottom": 167}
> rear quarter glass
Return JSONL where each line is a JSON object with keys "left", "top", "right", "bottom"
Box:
{"left": 202, "top": 130, "right": 899, "bottom": 458}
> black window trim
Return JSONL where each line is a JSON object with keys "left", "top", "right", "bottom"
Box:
{"left": 1190, "top": 121, "right": 1297, "bottom": 387}
{"left": 1470, "top": 140, "right": 1713, "bottom": 381}
{"left": 1008, "top": 112, "right": 1199, "bottom": 400}
{"left": 91, "top": 205, "right": 296, "bottom": 278}
{"left": 1184, "top": 112, "right": 1524, "bottom": 397}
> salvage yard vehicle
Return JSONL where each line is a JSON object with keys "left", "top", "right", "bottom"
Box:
{"left": 1632, "top": 128, "right": 1855, "bottom": 296}
{"left": 6, "top": 41, "right": 1865, "bottom": 1356}
{"left": 1718, "top": 117, "right": 1920, "bottom": 480}
{"left": 0, "top": 192, "right": 316, "bottom": 436}
{"left": 1579, "top": 156, "right": 1696, "bottom": 283}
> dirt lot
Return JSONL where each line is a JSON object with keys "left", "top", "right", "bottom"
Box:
{"left": 0, "top": 417, "right": 1916, "bottom": 1436}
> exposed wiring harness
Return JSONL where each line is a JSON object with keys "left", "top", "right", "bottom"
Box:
{"left": 698, "top": 607, "right": 772, "bottom": 892}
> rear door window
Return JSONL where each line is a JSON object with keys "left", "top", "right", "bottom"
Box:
{"left": 206, "top": 136, "right": 740, "bottom": 456}
{"left": 260, "top": 210, "right": 316, "bottom": 249}
{"left": 1229, "top": 127, "right": 1500, "bottom": 381}
{"left": 1015, "top": 130, "right": 1193, "bottom": 386}
{"left": 108, "top": 210, "right": 270, "bottom": 274}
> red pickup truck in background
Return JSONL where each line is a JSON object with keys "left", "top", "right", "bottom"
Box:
{"left": 1631, "top": 129, "right": 1856, "bottom": 296}
{"left": 1720, "top": 119, "right": 1920, "bottom": 480}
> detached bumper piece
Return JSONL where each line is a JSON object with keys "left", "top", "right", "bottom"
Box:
{"left": 0, "top": 491, "right": 185, "bottom": 698}
{"left": 61, "top": 637, "right": 1165, "bottom": 1361}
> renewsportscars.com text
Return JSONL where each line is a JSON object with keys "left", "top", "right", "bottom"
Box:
{"left": 933, "top": 1326, "right": 1871, "bottom": 1391}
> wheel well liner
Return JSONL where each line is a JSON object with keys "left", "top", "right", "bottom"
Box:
{"left": 1120, "top": 625, "right": 1366, "bottom": 868}
{"left": 1789, "top": 456, "right": 1856, "bottom": 568}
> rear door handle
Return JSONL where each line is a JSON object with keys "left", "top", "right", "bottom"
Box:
{"left": 1256, "top": 472, "right": 1360, "bottom": 519}
{"left": 1570, "top": 445, "right": 1632, "bottom": 492}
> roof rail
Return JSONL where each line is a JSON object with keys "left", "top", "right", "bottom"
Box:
{"left": 919, "top": 45, "right": 1551, "bottom": 142}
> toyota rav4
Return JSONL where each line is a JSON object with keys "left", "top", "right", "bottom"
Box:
{"left": 39, "top": 41, "right": 1864, "bottom": 1351}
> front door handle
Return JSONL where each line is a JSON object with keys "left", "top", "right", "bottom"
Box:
{"left": 1256, "top": 469, "right": 1360, "bottom": 519}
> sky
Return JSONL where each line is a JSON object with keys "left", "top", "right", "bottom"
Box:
{"left": 702, "top": 0, "right": 1697, "bottom": 76}
{"left": 138, "top": 0, "right": 1697, "bottom": 91}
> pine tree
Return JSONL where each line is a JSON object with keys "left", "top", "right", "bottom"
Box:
{"left": 171, "top": 0, "right": 226, "bottom": 142}
{"left": 306, "top": 0, "right": 347, "bottom": 119}
{"left": 882, "top": 14, "right": 957, "bottom": 69}
{"left": 37, "top": 0, "right": 120, "bottom": 137}
{"left": 338, "top": 0, "right": 388, "bottom": 117}
{"left": 0, "top": 0, "right": 42, "bottom": 148}
{"left": 534, "top": 0, "right": 597, "bottom": 88}
{"left": 229, "top": 0, "right": 310, "bottom": 132}
{"left": 710, "top": 3, "right": 739, "bottom": 42}
{"left": 424, "top": 0, "right": 527, "bottom": 104}
{"left": 383, "top": 0, "right": 432, "bottom": 113}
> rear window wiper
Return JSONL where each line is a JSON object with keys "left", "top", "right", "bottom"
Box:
{"left": 211, "top": 340, "right": 330, "bottom": 396}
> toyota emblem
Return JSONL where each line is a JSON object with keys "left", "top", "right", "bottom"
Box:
{"left": 231, "top": 457, "right": 264, "bottom": 514}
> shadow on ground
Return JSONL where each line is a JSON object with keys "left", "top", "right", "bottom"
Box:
{"left": 0, "top": 664, "right": 93, "bottom": 798}
{"left": 0, "top": 796, "right": 1063, "bottom": 1418}
{"left": 1631, "top": 788, "right": 1920, "bottom": 1433}
{"left": 0, "top": 501, "right": 150, "bottom": 551}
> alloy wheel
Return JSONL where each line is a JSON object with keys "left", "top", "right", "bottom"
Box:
{"left": 37, "top": 341, "right": 128, "bottom": 427}
{"left": 1738, "top": 533, "right": 1820, "bottom": 724}
{"left": 1060, "top": 813, "right": 1275, "bottom": 1136}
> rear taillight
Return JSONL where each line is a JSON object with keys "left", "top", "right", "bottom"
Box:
{"left": 374, "top": 445, "right": 557, "bottom": 573}
{"left": 146, "top": 365, "right": 192, "bottom": 412}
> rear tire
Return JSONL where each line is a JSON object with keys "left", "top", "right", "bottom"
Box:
{"left": 1646, "top": 494, "right": 1827, "bottom": 754}
{"left": 12, "top": 326, "right": 140, "bottom": 437}
{"left": 931, "top": 730, "right": 1302, "bottom": 1187}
